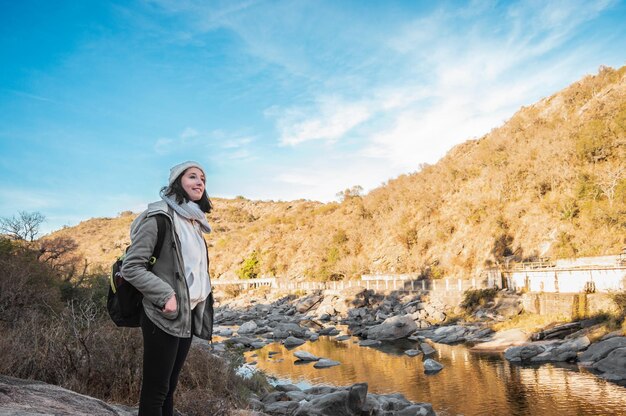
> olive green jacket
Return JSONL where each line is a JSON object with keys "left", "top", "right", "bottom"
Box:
{"left": 121, "top": 201, "right": 213, "bottom": 340}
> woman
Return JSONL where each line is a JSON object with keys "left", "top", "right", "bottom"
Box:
{"left": 122, "top": 161, "right": 214, "bottom": 416}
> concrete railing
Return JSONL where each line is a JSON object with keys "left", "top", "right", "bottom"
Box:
{"left": 212, "top": 275, "right": 494, "bottom": 294}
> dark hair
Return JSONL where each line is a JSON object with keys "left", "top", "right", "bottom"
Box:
{"left": 162, "top": 170, "right": 213, "bottom": 213}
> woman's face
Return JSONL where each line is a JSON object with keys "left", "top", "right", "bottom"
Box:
{"left": 180, "top": 167, "right": 205, "bottom": 202}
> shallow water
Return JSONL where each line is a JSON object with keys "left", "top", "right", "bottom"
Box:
{"left": 244, "top": 335, "right": 626, "bottom": 416}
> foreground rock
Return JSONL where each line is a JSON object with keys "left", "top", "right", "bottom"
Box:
{"left": 256, "top": 382, "right": 436, "bottom": 416}
{"left": 0, "top": 375, "right": 135, "bottom": 415}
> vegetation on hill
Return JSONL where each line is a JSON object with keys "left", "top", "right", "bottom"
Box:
{"left": 47, "top": 65, "right": 626, "bottom": 282}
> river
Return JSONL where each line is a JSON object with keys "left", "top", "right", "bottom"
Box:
{"left": 243, "top": 335, "right": 626, "bottom": 416}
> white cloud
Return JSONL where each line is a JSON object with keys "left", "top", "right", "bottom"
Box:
{"left": 273, "top": 97, "right": 372, "bottom": 146}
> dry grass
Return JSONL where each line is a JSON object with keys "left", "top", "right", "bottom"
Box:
{"left": 0, "top": 237, "right": 270, "bottom": 415}
{"left": 491, "top": 313, "right": 570, "bottom": 333}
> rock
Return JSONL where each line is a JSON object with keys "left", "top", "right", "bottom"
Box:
{"left": 427, "top": 311, "right": 447, "bottom": 324}
{"left": 294, "top": 350, "right": 320, "bottom": 361}
{"left": 319, "top": 326, "right": 340, "bottom": 336}
{"left": 578, "top": 336, "right": 626, "bottom": 365}
{"left": 404, "top": 349, "right": 422, "bottom": 357}
{"left": 260, "top": 391, "right": 291, "bottom": 404}
{"left": 319, "top": 313, "right": 331, "bottom": 321}
{"left": 396, "top": 403, "right": 437, "bottom": 416}
{"left": 296, "top": 294, "right": 323, "bottom": 313}
{"left": 314, "top": 359, "right": 341, "bottom": 368}
{"left": 293, "top": 383, "right": 368, "bottom": 415}
{"left": 250, "top": 341, "right": 267, "bottom": 350}
{"left": 0, "top": 375, "right": 135, "bottom": 415}
{"left": 283, "top": 336, "right": 306, "bottom": 348}
{"left": 215, "top": 327, "right": 233, "bottom": 337}
{"left": 423, "top": 358, "right": 444, "bottom": 373}
{"left": 420, "top": 342, "right": 436, "bottom": 356}
{"left": 359, "top": 339, "right": 382, "bottom": 347}
{"left": 309, "top": 333, "right": 320, "bottom": 341}
{"left": 225, "top": 336, "right": 257, "bottom": 347}
{"left": 275, "top": 384, "right": 302, "bottom": 392}
{"left": 335, "top": 335, "right": 351, "bottom": 341}
{"left": 429, "top": 325, "right": 468, "bottom": 344}
{"left": 505, "top": 337, "right": 591, "bottom": 363}
{"left": 238, "top": 320, "right": 258, "bottom": 334}
{"left": 367, "top": 315, "right": 418, "bottom": 341}
{"left": 264, "top": 401, "right": 300, "bottom": 414}
{"left": 592, "top": 347, "right": 626, "bottom": 381}
{"left": 471, "top": 328, "right": 530, "bottom": 352}
{"left": 531, "top": 336, "right": 590, "bottom": 362}
{"left": 504, "top": 344, "right": 546, "bottom": 362}
{"left": 272, "top": 323, "right": 307, "bottom": 339}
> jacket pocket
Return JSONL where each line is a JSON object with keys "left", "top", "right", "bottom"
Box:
{"left": 157, "top": 297, "right": 179, "bottom": 320}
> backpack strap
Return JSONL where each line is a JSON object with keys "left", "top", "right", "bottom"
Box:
{"left": 147, "top": 214, "right": 167, "bottom": 269}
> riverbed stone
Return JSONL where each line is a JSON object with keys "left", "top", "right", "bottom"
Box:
{"left": 504, "top": 344, "right": 546, "bottom": 362}
{"left": 428, "top": 325, "right": 468, "bottom": 344}
{"left": 283, "top": 336, "right": 306, "bottom": 348}
{"left": 423, "top": 358, "right": 444, "bottom": 373}
{"left": 359, "top": 339, "right": 382, "bottom": 347}
{"left": 264, "top": 401, "right": 300, "bottom": 415}
{"left": 314, "top": 359, "right": 341, "bottom": 368}
{"left": 405, "top": 349, "right": 422, "bottom": 357}
{"left": 367, "top": 315, "right": 418, "bottom": 341}
{"left": 238, "top": 320, "right": 258, "bottom": 334}
{"left": 396, "top": 403, "right": 436, "bottom": 416}
{"left": 578, "top": 336, "right": 626, "bottom": 365}
{"left": 335, "top": 335, "right": 351, "bottom": 341}
{"left": 294, "top": 350, "right": 320, "bottom": 361}
{"left": 273, "top": 323, "right": 307, "bottom": 339}
{"left": 420, "top": 342, "right": 436, "bottom": 356}
{"left": 592, "top": 347, "right": 626, "bottom": 381}
{"left": 296, "top": 294, "right": 323, "bottom": 313}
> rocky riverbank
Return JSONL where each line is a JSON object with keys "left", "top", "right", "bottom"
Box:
{"left": 214, "top": 286, "right": 626, "bottom": 393}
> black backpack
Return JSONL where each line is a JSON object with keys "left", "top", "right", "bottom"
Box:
{"left": 107, "top": 214, "right": 167, "bottom": 327}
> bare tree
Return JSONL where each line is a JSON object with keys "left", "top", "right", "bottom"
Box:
{"left": 0, "top": 211, "right": 46, "bottom": 241}
{"left": 596, "top": 163, "right": 626, "bottom": 206}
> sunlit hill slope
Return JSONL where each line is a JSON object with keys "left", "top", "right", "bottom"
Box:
{"left": 49, "top": 66, "right": 626, "bottom": 281}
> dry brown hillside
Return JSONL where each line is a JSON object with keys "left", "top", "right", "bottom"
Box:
{"left": 49, "top": 65, "right": 626, "bottom": 281}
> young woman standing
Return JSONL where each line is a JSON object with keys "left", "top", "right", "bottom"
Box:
{"left": 122, "top": 161, "right": 214, "bottom": 416}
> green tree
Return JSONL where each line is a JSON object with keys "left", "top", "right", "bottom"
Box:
{"left": 237, "top": 251, "right": 260, "bottom": 280}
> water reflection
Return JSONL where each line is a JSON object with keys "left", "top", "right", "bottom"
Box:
{"left": 244, "top": 336, "right": 626, "bottom": 416}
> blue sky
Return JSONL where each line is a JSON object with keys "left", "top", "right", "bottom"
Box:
{"left": 1, "top": 0, "right": 625, "bottom": 235}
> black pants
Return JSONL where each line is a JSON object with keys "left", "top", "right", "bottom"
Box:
{"left": 139, "top": 307, "right": 192, "bottom": 416}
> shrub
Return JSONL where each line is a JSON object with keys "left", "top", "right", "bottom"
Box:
{"left": 461, "top": 288, "right": 499, "bottom": 311}
{"left": 237, "top": 251, "right": 260, "bottom": 280}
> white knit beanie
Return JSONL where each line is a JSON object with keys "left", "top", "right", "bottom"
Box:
{"left": 168, "top": 161, "right": 205, "bottom": 185}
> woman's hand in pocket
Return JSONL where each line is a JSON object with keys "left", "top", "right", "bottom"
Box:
{"left": 163, "top": 294, "right": 177, "bottom": 313}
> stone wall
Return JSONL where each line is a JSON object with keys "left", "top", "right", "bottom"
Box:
{"left": 521, "top": 293, "right": 618, "bottom": 319}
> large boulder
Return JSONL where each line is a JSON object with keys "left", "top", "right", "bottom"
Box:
{"left": 505, "top": 337, "right": 590, "bottom": 363}
{"left": 592, "top": 347, "right": 626, "bottom": 381}
{"left": 578, "top": 336, "right": 626, "bottom": 365}
{"left": 296, "top": 294, "right": 323, "bottom": 313}
{"left": 367, "top": 316, "right": 418, "bottom": 341}
{"left": 0, "top": 375, "right": 135, "bottom": 415}
{"left": 293, "top": 383, "right": 367, "bottom": 416}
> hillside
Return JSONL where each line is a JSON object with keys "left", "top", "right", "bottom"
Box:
{"left": 49, "top": 65, "right": 626, "bottom": 281}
